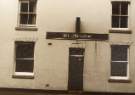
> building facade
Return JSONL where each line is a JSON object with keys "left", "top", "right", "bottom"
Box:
{"left": 0, "top": 0, "right": 135, "bottom": 94}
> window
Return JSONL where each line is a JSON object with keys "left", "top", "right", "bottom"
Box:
{"left": 111, "top": 45, "right": 129, "bottom": 79}
{"left": 19, "top": 0, "right": 37, "bottom": 26}
{"left": 112, "top": 2, "right": 129, "bottom": 28}
{"left": 14, "top": 41, "right": 35, "bottom": 77}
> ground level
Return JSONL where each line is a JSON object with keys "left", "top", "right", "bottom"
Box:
{"left": 0, "top": 88, "right": 134, "bottom": 95}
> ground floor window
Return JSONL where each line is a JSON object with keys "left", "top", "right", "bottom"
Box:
{"left": 110, "top": 45, "right": 129, "bottom": 80}
{"left": 14, "top": 41, "right": 35, "bottom": 77}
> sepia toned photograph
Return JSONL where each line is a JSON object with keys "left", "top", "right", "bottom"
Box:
{"left": 0, "top": 0, "right": 133, "bottom": 95}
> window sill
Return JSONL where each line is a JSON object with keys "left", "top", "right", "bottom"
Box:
{"left": 12, "top": 72, "right": 34, "bottom": 79}
{"left": 109, "top": 28, "right": 132, "bottom": 34}
{"left": 108, "top": 78, "right": 131, "bottom": 83}
{"left": 15, "top": 26, "right": 38, "bottom": 31}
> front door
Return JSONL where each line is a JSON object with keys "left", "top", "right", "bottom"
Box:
{"left": 68, "top": 48, "right": 85, "bottom": 91}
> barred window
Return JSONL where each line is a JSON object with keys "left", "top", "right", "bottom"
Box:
{"left": 111, "top": 45, "right": 129, "bottom": 78}
{"left": 15, "top": 42, "right": 35, "bottom": 73}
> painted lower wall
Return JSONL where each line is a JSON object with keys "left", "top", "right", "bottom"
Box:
{"left": 0, "top": 37, "right": 134, "bottom": 93}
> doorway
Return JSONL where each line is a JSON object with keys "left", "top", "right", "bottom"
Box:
{"left": 68, "top": 48, "right": 85, "bottom": 91}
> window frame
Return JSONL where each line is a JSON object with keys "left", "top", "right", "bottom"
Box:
{"left": 17, "top": 0, "right": 37, "bottom": 27}
{"left": 111, "top": 1, "right": 130, "bottom": 30}
{"left": 13, "top": 41, "right": 35, "bottom": 78}
{"left": 110, "top": 45, "right": 129, "bottom": 80}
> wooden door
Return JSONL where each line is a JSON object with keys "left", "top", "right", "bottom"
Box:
{"left": 68, "top": 48, "right": 84, "bottom": 91}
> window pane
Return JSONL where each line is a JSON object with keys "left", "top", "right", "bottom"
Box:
{"left": 111, "top": 45, "right": 128, "bottom": 61}
{"left": 112, "top": 2, "right": 120, "bottom": 15}
{"left": 16, "top": 42, "right": 35, "bottom": 58}
{"left": 120, "top": 16, "right": 128, "bottom": 28}
{"left": 111, "top": 62, "right": 127, "bottom": 76}
{"left": 28, "top": 14, "right": 36, "bottom": 24}
{"left": 20, "top": 14, "right": 28, "bottom": 24}
{"left": 21, "top": 3, "right": 28, "bottom": 12}
{"left": 112, "top": 16, "right": 119, "bottom": 28}
{"left": 121, "top": 2, "right": 128, "bottom": 15}
{"left": 16, "top": 60, "right": 34, "bottom": 72}
{"left": 29, "top": 1, "right": 36, "bottom": 12}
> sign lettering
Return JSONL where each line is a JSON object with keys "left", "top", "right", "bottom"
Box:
{"left": 46, "top": 32, "right": 108, "bottom": 41}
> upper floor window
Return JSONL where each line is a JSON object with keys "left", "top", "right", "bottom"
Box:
{"left": 112, "top": 2, "right": 129, "bottom": 28}
{"left": 18, "top": 0, "right": 37, "bottom": 27}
